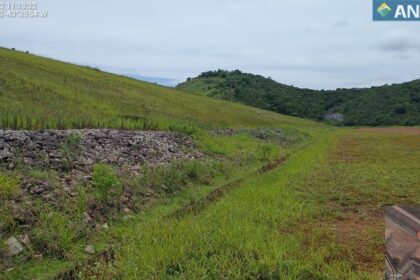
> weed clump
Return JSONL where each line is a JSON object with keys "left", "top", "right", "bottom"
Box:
{"left": 141, "top": 163, "right": 187, "bottom": 194}
{"left": 138, "top": 161, "right": 215, "bottom": 195}
{"left": 0, "top": 174, "right": 20, "bottom": 234}
{"left": 33, "top": 209, "right": 76, "bottom": 258}
{"left": 0, "top": 174, "right": 19, "bottom": 200}
{"left": 92, "top": 164, "right": 122, "bottom": 202}
{"left": 60, "top": 133, "right": 82, "bottom": 171}
{"left": 257, "top": 145, "right": 274, "bottom": 161}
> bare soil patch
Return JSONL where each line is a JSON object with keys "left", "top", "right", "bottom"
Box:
{"left": 331, "top": 212, "right": 384, "bottom": 272}
{"left": 358, "top": 127, "right": 420, "bottom": 135}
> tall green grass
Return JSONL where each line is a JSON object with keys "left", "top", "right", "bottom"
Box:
{"left": 0, "top": 113, "right": 160, "bottom": 130}
{"left": 111, "top": 130, "right": 337, "bottom": 279}
{"left": 99, "top": 129, "right": 419, "bottom": 279}
{"left": 0, "top": 47, "right": 317, "bottom": 131}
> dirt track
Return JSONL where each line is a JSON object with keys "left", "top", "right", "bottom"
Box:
{"left": 358, "top": 127, "right": 420, "bottom": 135}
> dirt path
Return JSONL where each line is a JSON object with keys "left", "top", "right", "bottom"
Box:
{"left": 358, "top": 127, "right": 420, "bottom": 135}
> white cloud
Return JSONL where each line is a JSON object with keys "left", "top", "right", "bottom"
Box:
{"left": 1, "top": 0, "right": 420, "bottom": 89}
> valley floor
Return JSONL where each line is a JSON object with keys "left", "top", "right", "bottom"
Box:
{"left": 76, "top": 128, "right": 419, "bottom": 279}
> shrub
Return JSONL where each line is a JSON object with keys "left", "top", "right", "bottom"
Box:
{"left": 65, "top": 132, "right": 82, "bottom": 147}
{"left": 92, "top": 164, "right": 122, "bottom": 201}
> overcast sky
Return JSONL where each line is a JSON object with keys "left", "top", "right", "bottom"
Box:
{"left": 1, "top": 0, "right": 420, "bottom": 89}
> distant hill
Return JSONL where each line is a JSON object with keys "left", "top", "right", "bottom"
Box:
{"left": 177, "top": 70, "right": 420, "bottom": 126}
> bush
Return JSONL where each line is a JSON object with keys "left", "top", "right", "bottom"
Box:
{"left": 92, "top": 164, "right": 122, "bottom": 201}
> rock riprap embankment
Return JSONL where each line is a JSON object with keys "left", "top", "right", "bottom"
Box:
{"left": 0, "top": 129, "right": 202, "bottom": 173}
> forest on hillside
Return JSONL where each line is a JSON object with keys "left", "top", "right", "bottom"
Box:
{"left": 177, "top": 70, "right": 420, "bottom": 126}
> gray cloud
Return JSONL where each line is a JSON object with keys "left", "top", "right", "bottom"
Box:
{"left": 1, "top": 0, "right": 420, "bottom": 89}
{"left": 377, "top": 30, "right": 420, "bottom": 53}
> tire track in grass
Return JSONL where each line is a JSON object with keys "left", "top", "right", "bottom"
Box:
{"left": 54, "top": 141, "right": 312, "bottom": 279}
{"left": 169, "top": 154, "right": 289, "bottom": 218}
{"left": 169, "top": 139, "right": 314, "bottom": 219}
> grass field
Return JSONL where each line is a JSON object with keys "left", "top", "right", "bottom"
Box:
{"left": 71, "top": 128, "right": 419, "bottom": 280}
{"left": 0, "top": 48, "right": 419, "bottom": 279}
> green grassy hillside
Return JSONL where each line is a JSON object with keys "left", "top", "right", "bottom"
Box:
{"left": 0, "top": 47, "right": 321, "bottom": 279}
{"left": 0, "top": 48, "right": 316, "bottom": 131}
{"left": 177, "top": 70, "right": 420, "bottom": 126}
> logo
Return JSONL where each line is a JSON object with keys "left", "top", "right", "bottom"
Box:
{"left": 373, "top": 0, "right": 420, "bottom": 21}
{"left": 377, "top": 2, "right": 392, "bottom": 17}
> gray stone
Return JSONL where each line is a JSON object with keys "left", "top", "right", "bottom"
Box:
{"left": 7, "top": 236, "right": 24, "bottom": 256}
{"left": 0, "top": 129, "right": 203, "bottom": 180}
{"left": 0, "top": 149, "right": 13, "bottom": 160}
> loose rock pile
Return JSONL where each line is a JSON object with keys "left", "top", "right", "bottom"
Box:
{"left": 0, "top": 130, "right": 204, "bottom": 260}
{"left": 0, "top": 129, "right": 202, "bottom": 173}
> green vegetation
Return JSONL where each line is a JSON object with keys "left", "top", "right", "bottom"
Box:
{"left": 177, "top": 69, "right": 420, "bottom": 126}
{"left": 139, "top": 161, "right": 213, "bottom": 195}
{"left": 0, "top": 174, "right": 19, "bottom": 200}
{"left": 1, "top": 132, "right": 293, "bottom": 279}
{"left": 33, "top": 209, "right": 78, "bottom": 258}
{"left": 92, "top": 164, "right": 122, "bottom": 202}
{"left": 0, "top": 47, "right": 319, "bottom": 278}
{"left": 72, "top": 129, "right": 418, "bottom": 279}
{"left": 0, "top": 48, "right": 313, "bottom": 131}
{"left": 60, "top": 133, "right": 82, "bottom": 171}
{"left": 0, "top": 174, "right": 20, "bottom": 235}
{"left": 1, "top": 47, "right": 418, "bottom": 279}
